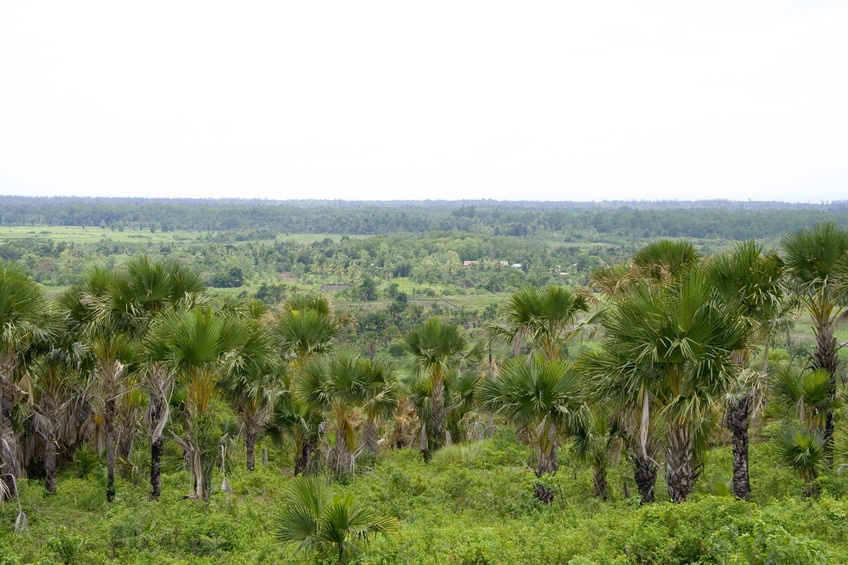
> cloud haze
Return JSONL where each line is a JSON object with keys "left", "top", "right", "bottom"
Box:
{"left": 1, "top": 1, "right": 846, "bottom": 201}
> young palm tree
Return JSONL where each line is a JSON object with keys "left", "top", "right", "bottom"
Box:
{"left": 0, "top": 262, "right": 53, "bottom": 497}
{"left": 296, "top": 350, "right": 378, "bottom": 477}
{"left": 571, "top": 405, "right": 624, "bottom": 500}
{"left": 772, "top": 367, "right": 834, "bottom": 431}
{"left": 266, "top": 387, "right": 323, "bottom": 475}
{"left": 220, "top": 318, "right": 281, "bottom": 472}
{"left": 145, "top": 306, "right": 246, "bottom": 500}
{"left": 774, "top": 424, "right": 826, "bottom": 496}
{"left": 479, "top": 357, "right": 582, "bottom": 503}
{"left": 273, "top": 477, "right": 397, "bottom": 562}
{"left": 707, "top": 239, "right": 786, "bottom": 499}
{"left": 404, "top": 318, "right": 477, "bottom": 459}
{"left": 444, "top": 369, "right": 482, "bottom": 444}
{"left": 781, "top": 222, "right": 848, "bottom": 460}
{"left": 585, "top": 272, "right": 749, "bottom": 503}
{"left": 88, "top": 334, "right": 138, "bottom": 502}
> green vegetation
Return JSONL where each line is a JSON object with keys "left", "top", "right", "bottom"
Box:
{"left": 2, "top": 199, "right": 848, "bottom": 563}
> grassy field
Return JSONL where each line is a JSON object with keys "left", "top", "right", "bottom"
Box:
{"left": 2, "top": 428, "right": 847, "bottom": 564}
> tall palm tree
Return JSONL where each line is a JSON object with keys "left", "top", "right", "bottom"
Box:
{"left": 492, "top": 286, "right": 592, "bottom": 361}
{"left": 0, "top": 262, "right": 53, "bottom": 497}
{"left": 60, "top": 266, "right": 142, "bottom": 502}
{"left": 117, "top": 255, "right": 206, "bottom": 498}
{"left": 479, "top": 357, "right": 581, "bottom": 503}
{"left": 591, "top": 239, "right": 702, "bottom": 300}
{"left": 706, "top": 240, "right": 785, "bottom": 499}
{"left": 271, "top": 294, "right": 354, "bottom": 471}
{"left": 145, "top": 306, "right": 246, "bottom": 500}
{"left": 25, "top": 343, "right": 83, "bottom": 495}
{"left": 360, "top": 360, "right": 397, "bottom": 458}
{"left": 404, "top": 318, "right": 476, "bottom": 460}
{"left": 781, "top": 222, "right": 848, "bottom": 461}
{"left": 273, "top": 294, "right": 355, "bottom": 365}
{"left": 585, "top": 272, "right": 749, "bottom": 503}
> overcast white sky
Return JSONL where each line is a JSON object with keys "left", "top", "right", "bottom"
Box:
{"left": 1, "top": 2, "right": 846, "bottom": 202}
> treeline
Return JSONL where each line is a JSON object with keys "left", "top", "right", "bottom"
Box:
{"left": 3, "top": 196, "right": 848, "bottom": 239}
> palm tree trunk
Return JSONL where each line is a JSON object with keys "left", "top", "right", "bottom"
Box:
{"left": 813, "top": 327, "right": 838, "bottom": 465}
{"left": 44, "top": 432, "right": 57, "bottom": 495}
{"left": 593, "top": 463, "right": 607, "bottom": 500}
{"left": 429, "top": 376, "right": 445, "bottom": 454}
{"left": 0, "top": 377, "right": 19, "bottom": 498}
{"left": 727, "top": 393, "right": 751, "bottom": 500}
{"left": 629, "top": 442, "right": 657, "bottom": 504}
{"left": 105, "top": 397, "right": 117, "bottom": 502}
{"left": 363, "top": 416, "right": 378, "bottom": 458}
{"left": 665, "top": 422, "right": 698, "bottom": 504}
{"left": 245, "top": 428, "right": 258, "bottom": 472}
{"left": 294, "top": 436, "right": 316, "bottom": 476}
{"left": 332, "top": 416, "right": 354, "bottom": 477}
{"left": 149, "top": 392, "right": 164, "bottom": 499}
{"left": 151, "top": 436, "right": 163, "bottom": 499}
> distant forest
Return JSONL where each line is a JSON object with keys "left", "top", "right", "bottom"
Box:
{"left": 2, "top": 196, "right": 848, "bottom": 239}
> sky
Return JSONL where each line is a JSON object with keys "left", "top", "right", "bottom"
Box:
{"left": 1, "top": 1, "right": 846, "bottom": 202}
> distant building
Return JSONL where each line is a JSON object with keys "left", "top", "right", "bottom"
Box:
{"left": 512, "top": 263, "right": 523, "bottom": 269}
{"left": 463, "top": 260, "right": 480, "bottom": 267}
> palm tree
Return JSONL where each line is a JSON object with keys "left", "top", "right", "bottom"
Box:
{"left": 266, "top": 387, "right": 323, "bottom": 476}
{"left": 492, "top": 285, "right": 592, "bottom": 361}
{"left": 60, "top": 266, "right": 143, "bottom": 502}
{"left": 273, "top": 477, "right": 397, "bottom": 562}
{"left": 587, "top": 239, "right": 706, "bottom": 504}
{"left": 360, "top": 360, "right": 397, "bottom": 458}
{"left": 444, "top": 369, "right": 482, "bottom": 444}
{"left": 145, "top": 306, "right": 246, "bottom": 500}
{"left": 404, "top": 318, "right": 476, "bottom": 460}
{"left": 297, "top": 350, "right": 376, "bottom": 477}
{"left": 479, "top": 357, "right": 581, "bottom": 503}
{"left": 772, "top": 367, "right": 833, "bottom": 431}
{"left": 220, "top": 317, "right": 281, "bottom": 472}
{"left": 631, "top": 239, "right": 702, "bottom": 286}
{"left": 585, "top": 272, "right": 750, "bottom": 503}
{"left": 271, "top": 294, "right": 354, "bottom": 472}
{"left": 781, "top": 222, "right": 848, "bottom": 460}
{"left": 117, "top": 255, "right": 205, "bottom": 498}
{"left": 273, "top": 294, "right": 355, "bottom": 365}
{"left": 591, "top": 239, "right": 702, "bottom": 300}
{"left": 25, "top": 345, "right": 81, "bottom": 495}
{"left": 571, "top": 405, "right": 624, "bottom": 500}
{"left": 706, "top": 240, "right": 785, "bottom": 499}
{"left": 0, "top": 262, "right": 53, "bottom": 498}
{"left": 774, "top": 424, "right": 826, "bottom": 496}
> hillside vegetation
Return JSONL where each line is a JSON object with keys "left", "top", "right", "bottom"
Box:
{"left": 1, "top": 201, "right": 848, "bottom": 564}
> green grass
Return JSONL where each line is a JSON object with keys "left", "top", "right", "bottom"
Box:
{"left": 3, "top": 429, "right": 848, "bottom": 564}
{"left": 0, "top": 225, "right": 202, "bottom": 244}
